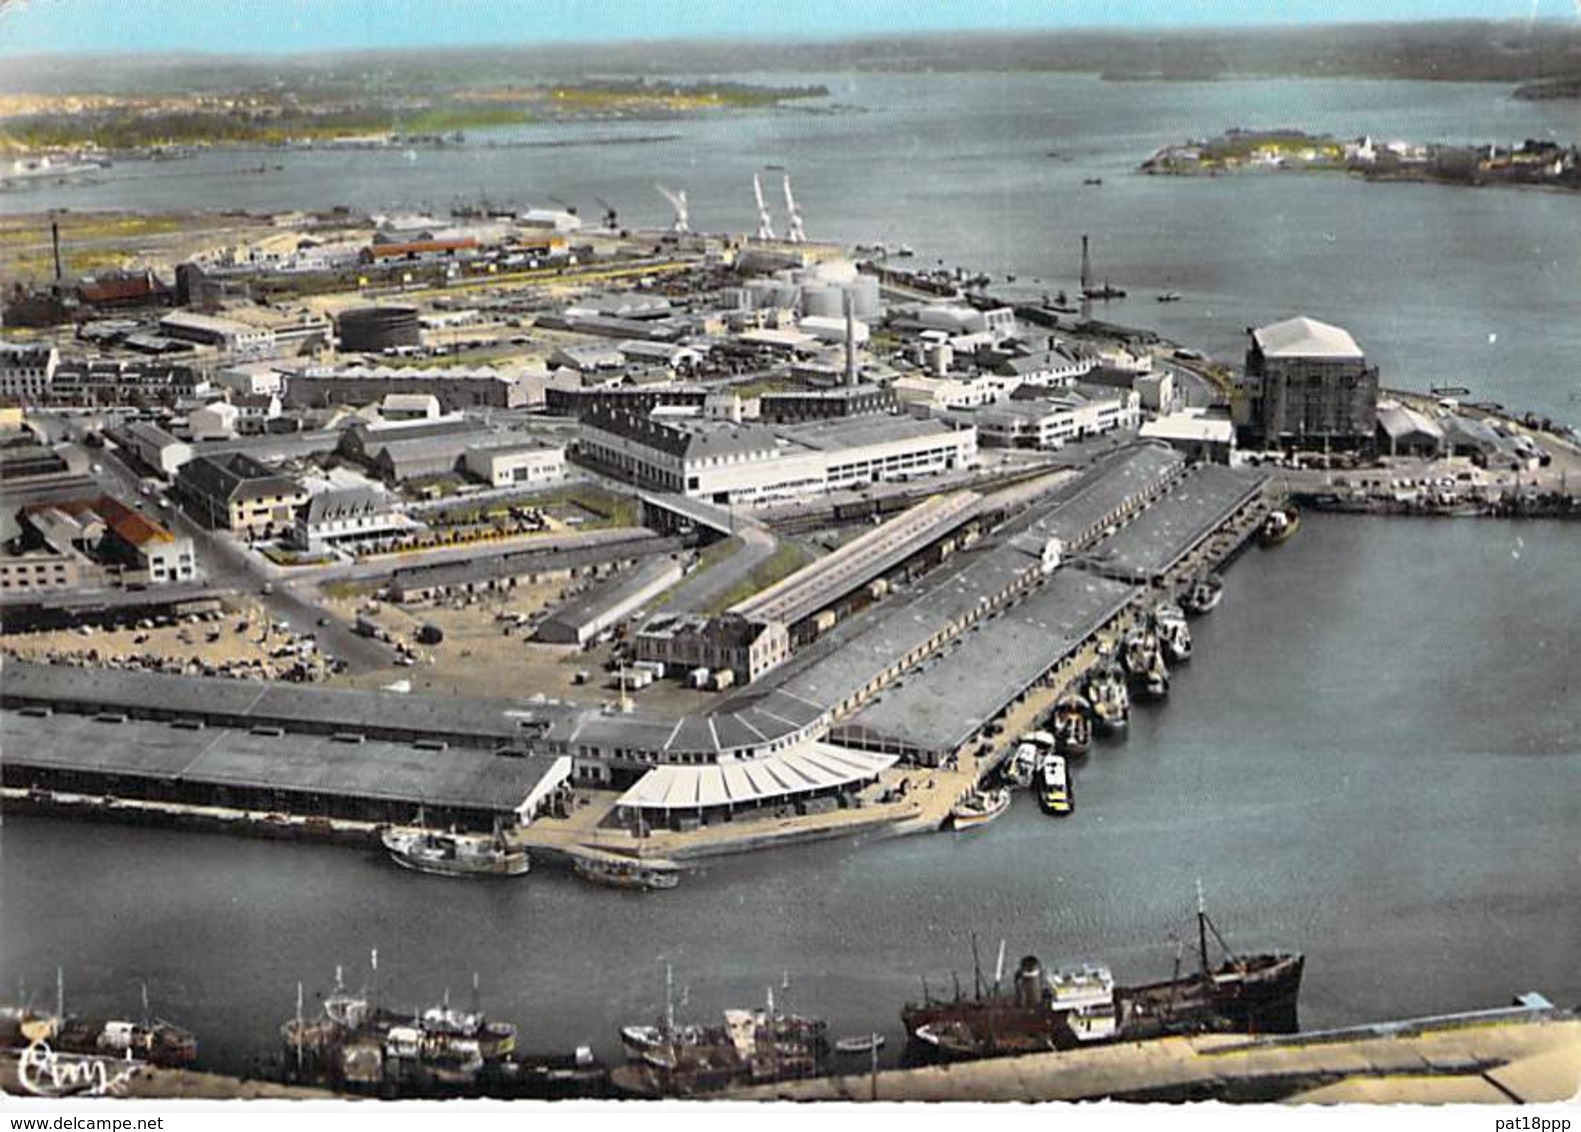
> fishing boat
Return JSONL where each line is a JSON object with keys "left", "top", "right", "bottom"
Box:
{"left": 1179, "top": 574, "right": 1224, "bottom": 616}
{"left": 1051, "top": 697, "right": 1092, "bottom": 756}
{"left": 950, "top": 786, "right": 1012, "bottom": 831}
{"left": 1156, "top": 291, "right": 1182, "bottom": 302}
{"left": 382, "top": 818, "right": 529, "bottom": 878}
{"left": 1037, "top": 753, "right": 1073, "bottom": 816}
{"left": 1082, "top": 664, "right": 1130, "bottom": 732}
{"left": 1004, "top": 741, "right": 1040, "bottom": 788}
{"left": 834, "top": 1033, "right": 886, "bottom": 1055}
{"left": 574, "top": 856, "right": 680, "bottom": 892}
{"left": 1259, "top": 505, "right": 1302, "bottom": 547}
{"left": 901, "top": 893, "right": 1304, "bottom": 1062}
{"left": 1, "top": 970, "right": 197, "bottom": 1069}
{"left": 1152, "top": 603, "right": 1192, "bottom": 664}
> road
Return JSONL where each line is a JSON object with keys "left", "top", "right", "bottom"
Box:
{"left": 662, "top": 516, "right": 780, "bottom": 615}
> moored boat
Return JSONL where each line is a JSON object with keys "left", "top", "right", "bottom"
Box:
{"left": 1180, "top": 574, "right": 1224, "bottom": 616}
{"left": 1260, "top": 505, "right": 1302, "bottom": 547}
{"left": 1152, "top": 603, "right": 1192, "bottom": 663}
{"left": 574, "top": 856, "right": 680, "bottom": 891}
{"left": 1052, "top": 697, "right": 1092, "bottom": 756}
{"left": 1082, "top": 664, "right": 1130, "bottom": 732}
{"left": 901, "top": 895, "right": 1303, "bottom": 1062}
{"left": 1004, "top": 740, "right": 1040, "bottom": 788}
{"left": 950, "top": 786, "right": 1012, "bottom": 831}
{"left": 382, "top": 821, "right": 529, "bottom": 878}
{"left": 834, "top": 1033, "right": 886, "bottom": 1055}
{"left": 1037, "top": 752, "right": 1072, "bottom": 816}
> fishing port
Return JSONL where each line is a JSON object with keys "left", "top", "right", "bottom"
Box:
{"left": 3, "top": 18, "right": 1581, "bottom": 1114}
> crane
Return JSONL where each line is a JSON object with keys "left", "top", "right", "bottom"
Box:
{"left": 594, "top": 195, "right": 619, "bottom": 230}
{"left": 752, "top": 171, "right": 776, "bottom": 241}
{"left": 781, "top": 172, "right": 806, "bottom": 243}
{"left": 656, "top": 184, "right": 690, "bottom": 234}
{"left": 547, "top": 194, "right": 578, "bottom": 216}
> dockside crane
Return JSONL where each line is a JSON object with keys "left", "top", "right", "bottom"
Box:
{"left": 547, "top": 194, "right": 579, "bottom": 216}
{"left": 753, "top": 171, "right": 776, "bottom": 240}
{"left": 595, "top": 195, "right": 619, "bottom": 230}
{"left": 781, "top": 172, "right": 806, "bottom": 243}
{"left": 656, "top": 184, "right": 691, "bottom": 234}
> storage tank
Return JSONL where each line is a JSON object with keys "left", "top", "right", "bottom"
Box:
{"left": 336, "top": 305, "right": 420, "bottom": 353}
{"left": 850, "top": 274, "right": 882, "bottom": 321}
{"left": 801, "top": 284, "right": 842, "bottom": 319}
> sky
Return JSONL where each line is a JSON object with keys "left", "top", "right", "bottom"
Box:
{"left": 0, "top": 0, "right": 1576, "bottom": 57}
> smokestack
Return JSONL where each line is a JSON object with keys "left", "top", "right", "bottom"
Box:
{"left": 1079, "top": 234, "right": 1091, "bottom": 293}
{"left": 843, "top": 288, "right": 857, "bottom": 388}
{"left": 51, "top": 221, "right": 62, "bottom": 283}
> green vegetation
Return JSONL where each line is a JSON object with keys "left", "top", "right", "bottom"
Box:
{"left": 704, "top": 540, "right": 817, "bottom": 615}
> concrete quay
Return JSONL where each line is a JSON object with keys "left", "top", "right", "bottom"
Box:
{"left": 729, "top": 1005, "right": 1581, "bottom": 1104}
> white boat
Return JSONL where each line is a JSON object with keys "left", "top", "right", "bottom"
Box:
{"left": 1005, "top": 741, "right": 1040, "bottom": 787}
{"left": 382, "top": 823, "right": 529, "bottom": 878}
{"left": 1180, "top": 574, "right": 1224, "bottom": 616}
{"left": 1037, "top": 753, "right": 1073, "bottom": 816}
{"left": 950, "top": 786, "right": 1011, "bottom": 831}
{"left": 1153, "top": 603, "right": 1192, "bottom": 663}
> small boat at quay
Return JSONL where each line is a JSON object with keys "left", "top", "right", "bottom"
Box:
{"left": 1037, "top": 753, "right": 1073, "bottom": 817}
{"left": 1180, "top": 574, "right": 1224, "bottom": 616}
{"left": 834, "top": 1033, "right": 886, "bottom": 1055}
{"left": 1082, "top": 664, "right": 1130, "bottom": 732}
{"left": 574, "top": 856, "right": 680, "bottom": 892}
{"left": 1052, "top": 697, "right": 1092, "bottom": 756}
{"left": 950, "top": 786, "right": 1012, "bottom": 831}
{"left": 1260, "top": 505, "right": 1302, "bottom": 547}
{"left": 1152, "top": 603, "right": 1192, "bottom": 664}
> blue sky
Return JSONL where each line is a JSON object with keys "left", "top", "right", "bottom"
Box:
{"left": 0, "top": 0, "right": 1575, "bottom": 57}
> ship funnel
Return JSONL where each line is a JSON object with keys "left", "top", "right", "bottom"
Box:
{"left": 1015, "top": 955, "right": 1043, "bottom": 1009}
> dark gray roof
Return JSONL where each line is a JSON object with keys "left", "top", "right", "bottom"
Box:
{"left": 0, "top": 660, "right": 558, "bottom": 747}
{"left": 1008, "top": 443, "right": 1185, "bottom": 556}
{"left": 538, "top": 555, "right": 683, "bottom": 636}
{"left": 305, "top": 486, "right": 390, "bottom": 524}
{"left": 177, "top": 452, "right": 303, "bottom": 504}
{"left": 832, "top": 570, "right": 1137, "bottom": 757}
{"left": 775, "top": 415, "right": 958, "bottom": 452}
{"left": 1077, "top": 465, "right": 1266, "bottom": 583}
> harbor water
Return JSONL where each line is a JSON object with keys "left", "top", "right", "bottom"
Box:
{"left": 5, "top": 72, "right": 1580, "bottom": 423}
{"left": 3, "top": 515, "right": 1577, "bottom": 1076}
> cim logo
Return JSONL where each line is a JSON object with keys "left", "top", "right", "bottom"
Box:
{"left": 13, "top": 1039, "right": 139, "bottom": 1098}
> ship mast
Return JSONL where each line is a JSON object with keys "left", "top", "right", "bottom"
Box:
{"left": 295, "top": 981, "right": 304, "bottom": 1071}
{"left": 664, "top": 962, "right": 675, "bottom": 1034}
{"left": 56, "top": 966, "right": 64, "bottom": 1024}
{"left": 1197, "top": 879, "right": 1211, "bottom": 978}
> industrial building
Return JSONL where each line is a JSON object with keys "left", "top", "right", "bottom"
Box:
{"left": 975, "top": 386, "right": 1141, "bottom": 450}
{"left": 1238, "top": 316, "right": 1379, "bottom": 449}
{"left": 1375, "top": 401, "right": 1446, "bottom": 458}
{"left": 285, "top": 365, "right": 529, "bottom": 412}
{"left": 830, "top": 569, "right": 1138, "bottom": 764}
{"left": 337, "top": 417, "right": 492, "bottom": 483}
{"left": 335, "top": 305, "right": 422, "bottom": 353}
{"left": 118, "top": 421, "right": 194, "bottom": 476}
{"left": 9, "top": 494, "right": 197, "bottom": 589}
{"left": 462, "top": 440, "right": 567, "bottom": 488}
{"left": 533, "top": 555, "right": 685, "bottom": 646}
{"left": 1139, "top": 408, "right": 1238, "bottom": 464}
{"left": 158, "top": 310, "right": 278, "bottom": 357}
{"left": 0, "top": 708, "right": 569, "bottom": 832}
{"left": 580, "top": 406, "right": 977, "bottom": 506}
{"left": 632, "top": 612, "right": 793, "bottom": 685}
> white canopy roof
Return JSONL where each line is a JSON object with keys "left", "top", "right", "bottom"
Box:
{"left": 616, "top": 742, "right": 896, "bottom": 812}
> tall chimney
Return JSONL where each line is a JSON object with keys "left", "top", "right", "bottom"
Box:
{"left": 843, "top": 288, "right": 857, "bottom": 388}
{"left": 51, "top": 221, "right": 63, "bottom": 283}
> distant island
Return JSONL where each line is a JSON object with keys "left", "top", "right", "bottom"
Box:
{"left": 0, "top": 79, "right": 829, "bottom": 155}
{"left": 1513, "top": 75, "right": 1581, "bottom": 101}
{"left": 1140, "top": 128, "right": 1581, "bottom": 193}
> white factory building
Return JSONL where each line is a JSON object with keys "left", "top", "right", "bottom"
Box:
{"left": 581, "top": 407, "right": 977, "bottom": 506}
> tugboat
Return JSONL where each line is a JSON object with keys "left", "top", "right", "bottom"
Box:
{"left": 1259, "top": 504, "right": 1302, "bottom": 547}
{"left": 1180, "top": 574, "right": 1224, "bottom": 616}
{"left": 1037, "top": 752, "right": 1073, "bottom": 816}
{"left": 1152, "top": 603, "right": 1192, "bottom": 664}
{"left": 950, "top": 785, "right": 1012, "bottom": 831}
{"left": 382, "top": 816, "right": 529, "bottom": 878}
{"left": 1082, "top": 664, "right": 1130, "bottom": 732}
{"left": 901, "top": 891, "right": 1304, "bottom": 1062}
{"left": 1052, "top": 697, "right": 1092, "bottom": 757}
